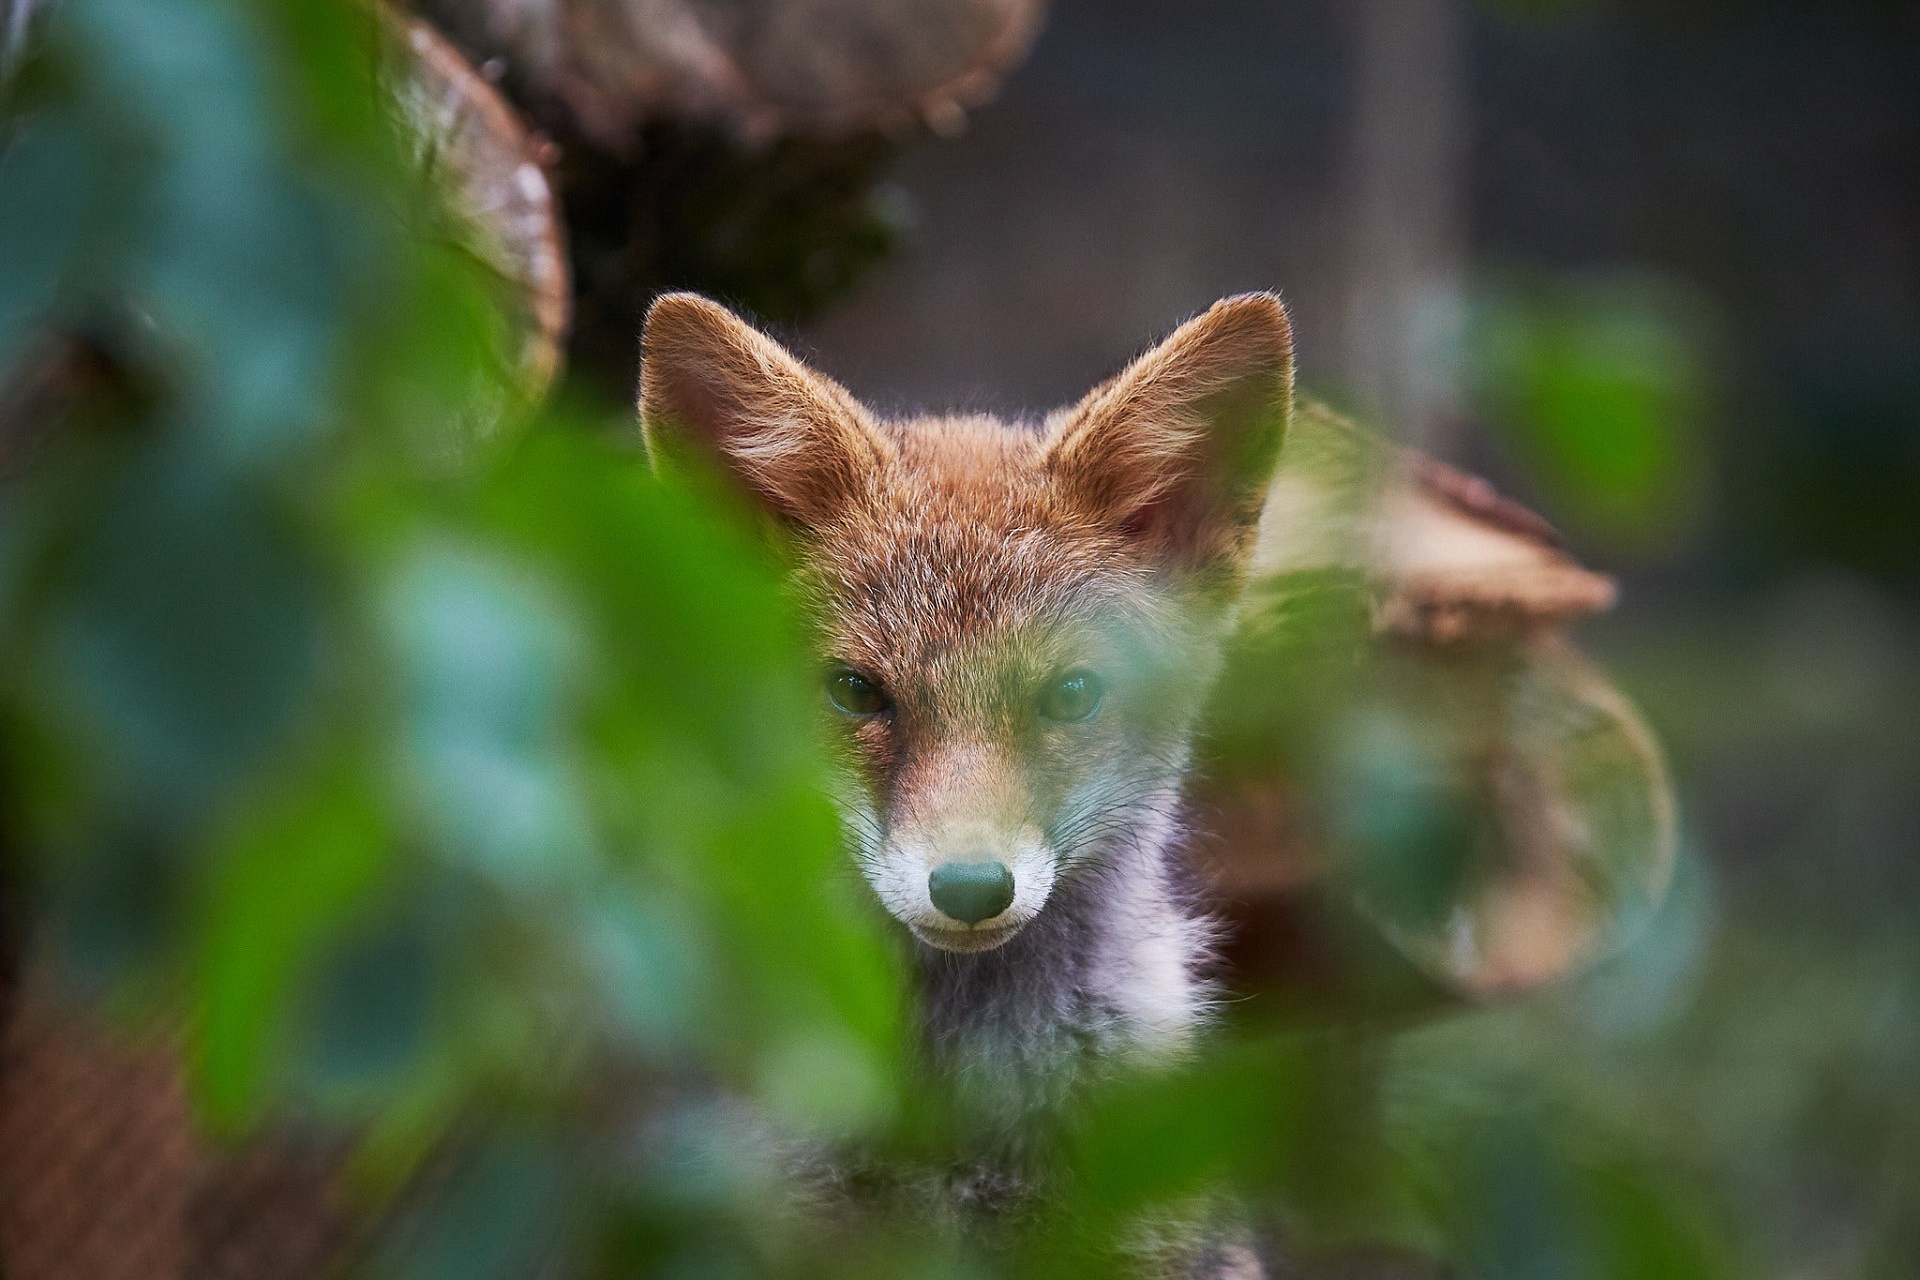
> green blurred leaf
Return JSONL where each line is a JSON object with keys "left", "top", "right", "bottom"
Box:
{"left": 41, "top": 440, "right": 323, "bottom": 813}
{"left": 386, "top": 536, "right": 594, "bottom": 891}
{"left": 1577, "top": 1158, "right": 1726, "bottom": 1280}
{"left": 384, "top": 1137, "right": 570, "bottom": 1280}
{"left": 0, "top": 118, "right": 93, "bottom": 364}
{"left": 298, "top": 911, "right": 433, "bottom": 1090}
{"left": 1324, "top": 702, "right": 1482, "bottom": 933}
{"left": 194, "top": 751, "right": 393, "bottom": 1127}
{"left": 1066, "top": 1041, "right": 1307, "bottom": 1214}
{"left": 1469, "top": 275, "right": 1712, "bottom": 550}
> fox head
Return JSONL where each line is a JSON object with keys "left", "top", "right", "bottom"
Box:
{"left": 640, "top": 293, "right": 1292, "bottom": 955}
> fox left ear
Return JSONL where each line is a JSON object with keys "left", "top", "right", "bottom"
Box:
{"left": 638, "top": 292, "right": 893, "bottom": 529}
{"left": 1045, "top": 293, "right": 1293, "bottom": 577}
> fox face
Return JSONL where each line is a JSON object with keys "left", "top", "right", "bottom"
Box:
{"left": 640, "top": 294, "right": 1292, "bottom": 956}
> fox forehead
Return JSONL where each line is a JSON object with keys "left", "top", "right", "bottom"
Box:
{"left": 796, "top": 412, "right": 1161, "bottom": 684}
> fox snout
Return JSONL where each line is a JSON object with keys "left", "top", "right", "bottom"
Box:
{"left": 869, "top": 778, "right": 1062, "bottom": 952}
{"left": 927, "top": 861, "right": 1014, "bottom": 925}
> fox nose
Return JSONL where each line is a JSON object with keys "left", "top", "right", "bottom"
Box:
{"left": 928, "top": 860, "right": 1015, "bottom": 925}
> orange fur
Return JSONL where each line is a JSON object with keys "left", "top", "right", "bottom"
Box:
{"left": 1046, "top": 295, "right": 1294, "bottom": 575}
{"left": 639, "top": 292, "right": 1293, "bottom": 996}
{"left": 640, "top": 292, "right": 895, "bottom": 525}
{"left": 641, "top": 290, "right": 1291, "bottom": 588}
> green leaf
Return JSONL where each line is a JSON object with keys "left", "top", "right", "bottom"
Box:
{"left": 193, "top": 752, "right": 393, "bottom": 1128}
{"left": 0, "top": 119, "right": 92, "bottom": 364}
{"left": 1469, "top": 275, "right": 1712, "bottom": 550}
{"left": 42, "top": 441, "right": 324, "bottom": 815}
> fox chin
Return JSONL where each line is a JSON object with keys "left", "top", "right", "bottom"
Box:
{"left": 637, "top": 288, "right": 1293, "bottom": 1083}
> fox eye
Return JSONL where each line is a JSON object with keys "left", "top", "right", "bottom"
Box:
{"left": 825, "top": 666, "right": 889, "bottom": 717}
{"left": 1039, "top": 669, "right": 1105, "bottom": 723}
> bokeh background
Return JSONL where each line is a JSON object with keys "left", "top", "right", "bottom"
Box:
{"left": 1, "top": 0, "right": 1916, "bottom": 1277}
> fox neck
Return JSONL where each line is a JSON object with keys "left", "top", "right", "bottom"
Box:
{"left": 911, "top": 790, "right": 1217, "bottom": 1119}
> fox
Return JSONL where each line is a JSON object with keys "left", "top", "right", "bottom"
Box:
{"left": 640, "top": 290, "right": 1288, "bottom": 1070}
{"left": 639, "top": 290, "right": 1293, "bottom": 1274}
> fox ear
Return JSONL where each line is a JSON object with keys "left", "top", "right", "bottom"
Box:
{"left": 1046, "top": 293, "right": 1293, "bottom": 575}
{"left": 639, "top": 292, "right": 892, "bottom": 527}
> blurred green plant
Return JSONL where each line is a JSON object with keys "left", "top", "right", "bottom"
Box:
{"left": 1467, "top": 274, "right": 1714, "bottom": 553}
{"left": 0, "top": 0, "right": 903, "bottom": 1268}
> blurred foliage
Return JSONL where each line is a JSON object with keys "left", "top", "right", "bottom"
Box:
{"left": 0, "top": 0, "right": 903, "bottom": 1263}
{"left": 0, "top": 1, "right": 1914, "bottom": 1278}
{"left": 1199, "top": 408, "right": 1674, "bottom": 1005}
{"left": 1466, "top": 274, "right": 1714, "bottom": 553}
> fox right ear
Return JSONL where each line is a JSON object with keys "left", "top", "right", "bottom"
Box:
{"left": 639, "top": 293, "right": 892, "bottom": 527}
{"left": 1046, "top": 292, "right": 1293, "bottom": 579}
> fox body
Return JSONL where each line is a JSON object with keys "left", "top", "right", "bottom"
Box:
{"left": 639, "top": 292, "right": 1293, "bottom": 1114}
